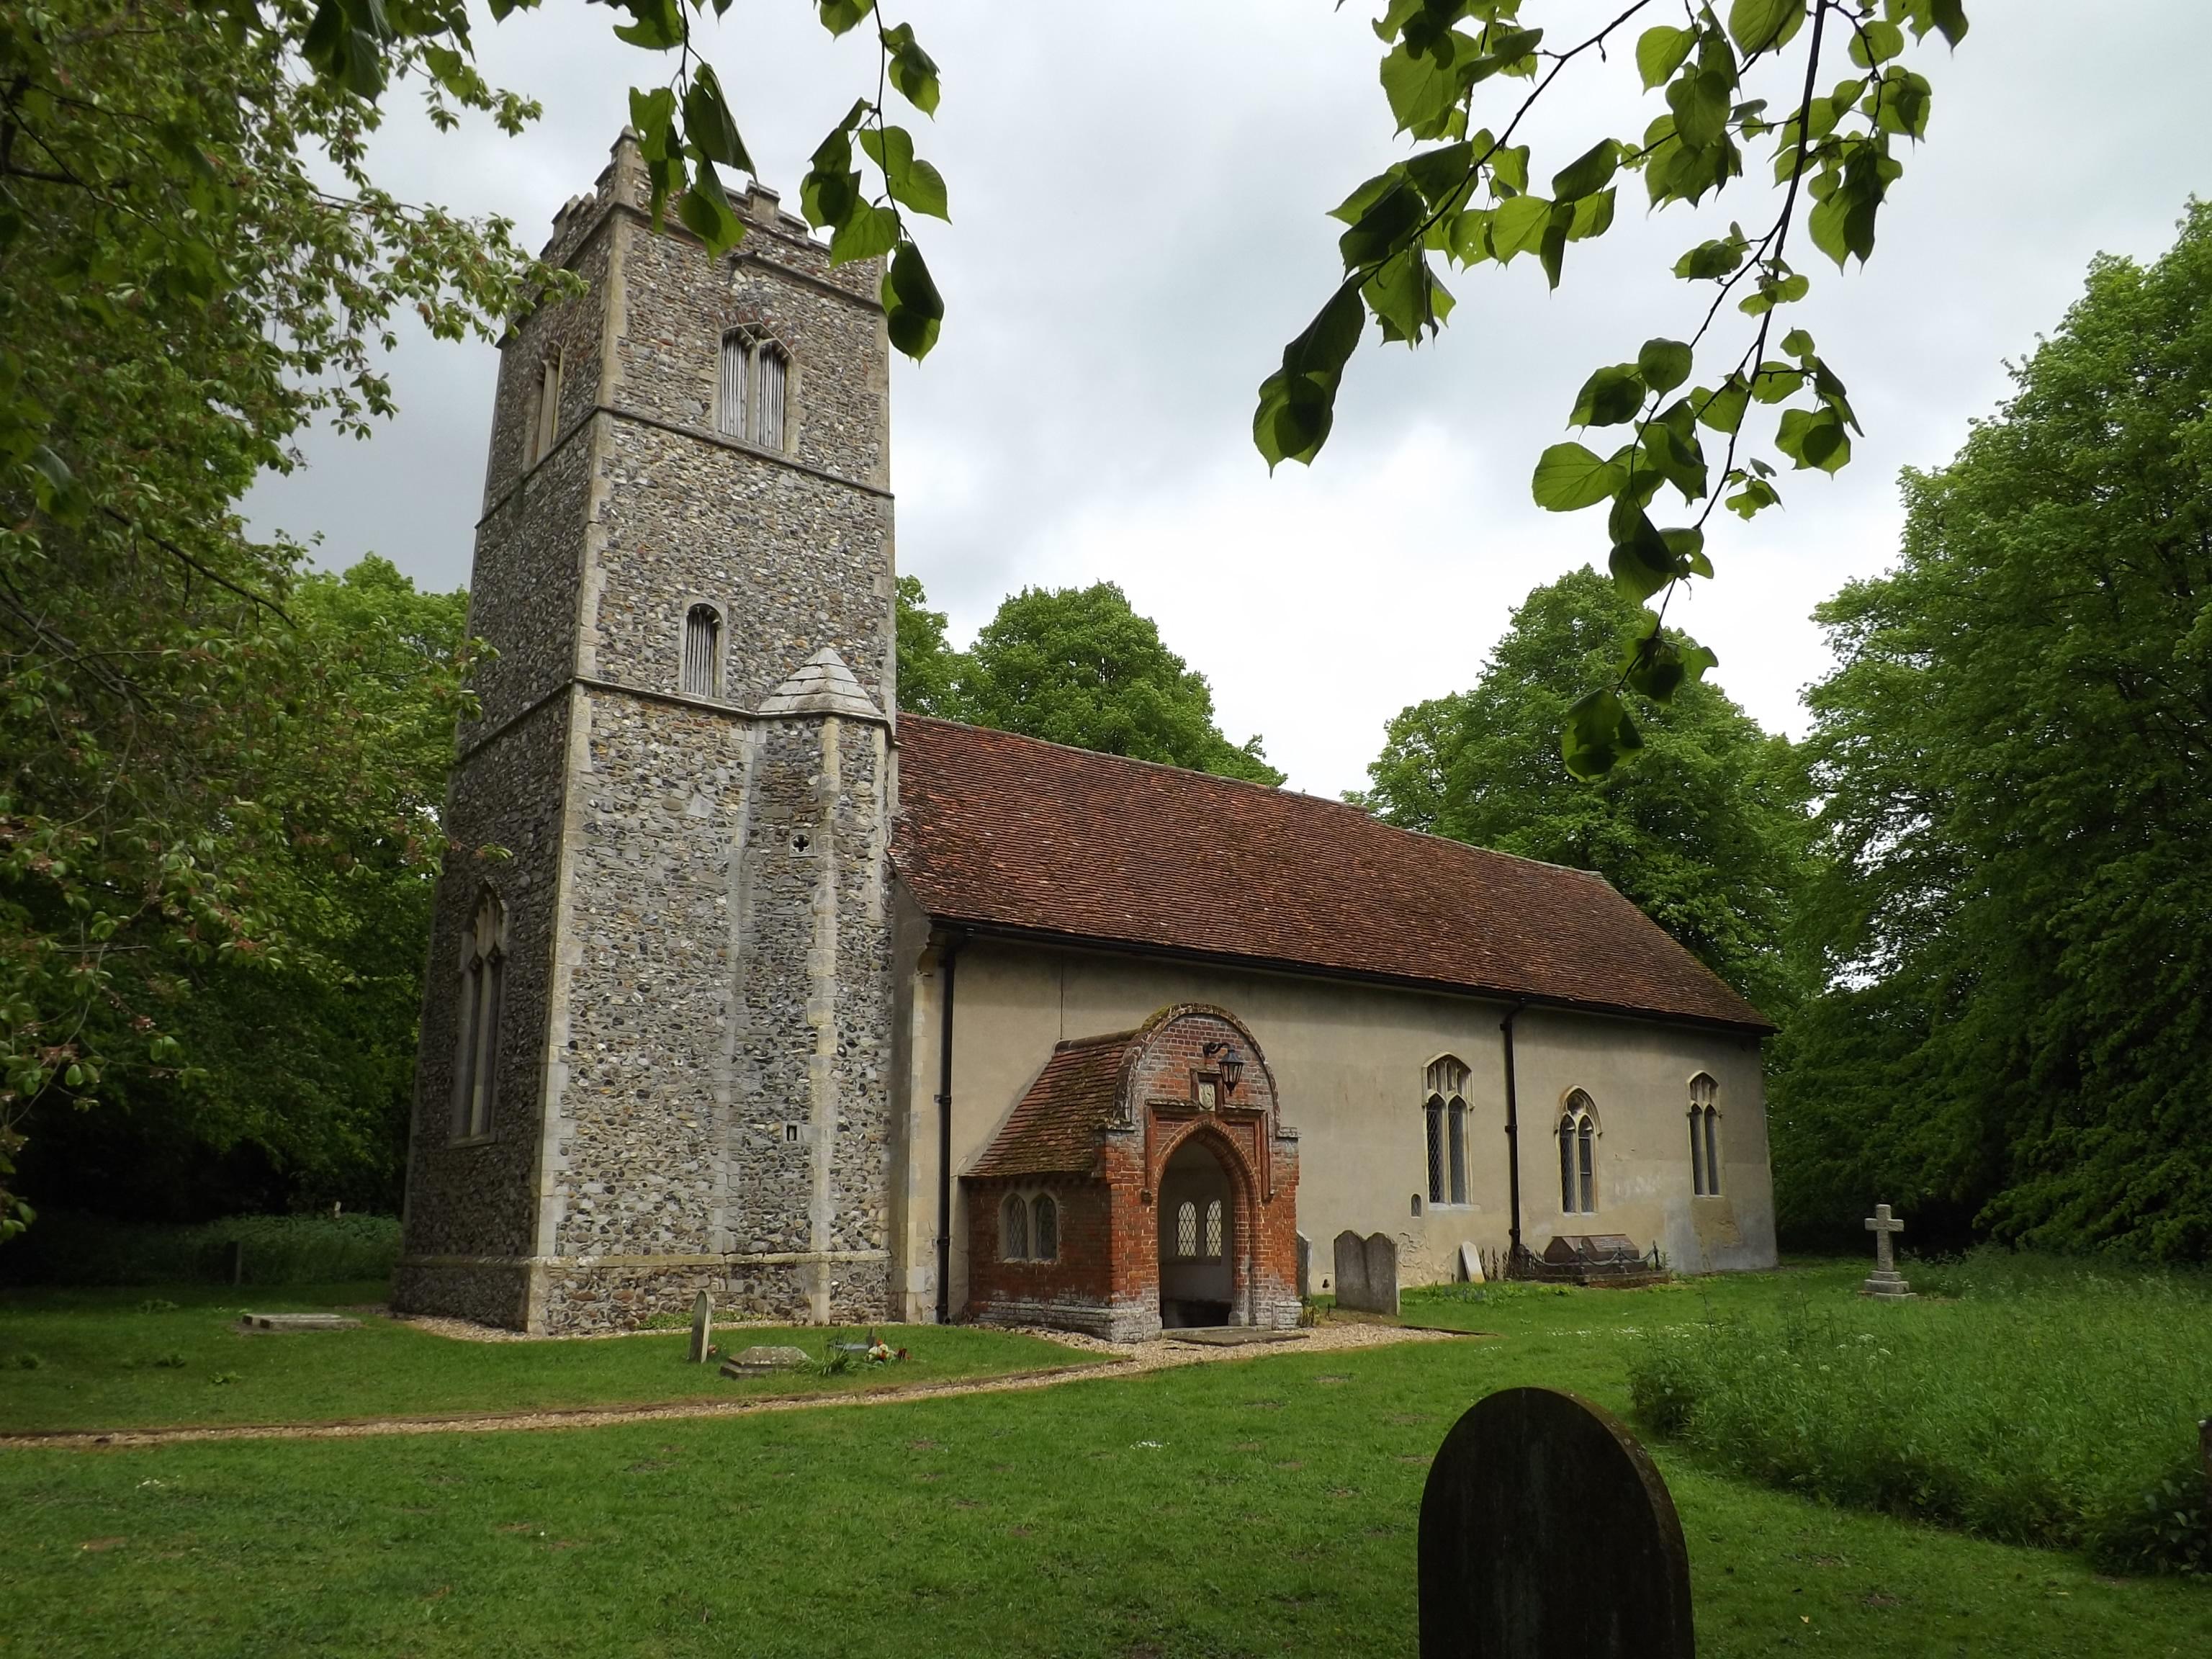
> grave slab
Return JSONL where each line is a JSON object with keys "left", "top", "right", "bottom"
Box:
{"left": 238, "top": 1313, "right": 360, "bottom": 1334}
{"left": 719, "top": 1344, "right": 811, "bottom": 1378}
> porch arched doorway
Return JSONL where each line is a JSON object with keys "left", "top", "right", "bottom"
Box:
{"left": 1159, "top": 1134, "right": 1241, "bottom": 1328}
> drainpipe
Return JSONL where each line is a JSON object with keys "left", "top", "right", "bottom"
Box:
{"left": 1501, "top": 1001, "right": 1527, "bottom": 1277}
{"left": 932, "top": 930, "right": 966, "bottom": 1325}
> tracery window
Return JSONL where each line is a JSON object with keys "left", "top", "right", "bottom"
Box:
{"left": 1176, "top": 1200, "right": 1198, "bottom": 1260}
{"left": 681, "top": 603, "right": 721, "bottom": 697}
{"left": 1689, "top": 1074, "right": 1722, "bottom": 1196}
{"left": 451, "top": 892, "right": 507, "bottom": 1141}
{"left": 718, "top": 328, "right": 789, "bottom": 450}
{"left": 1559, "top": 1089, "right": 1598, "bottom": 1215}
{"left": 1425, "top": 1056, "right": 1471, "bottom": 1206}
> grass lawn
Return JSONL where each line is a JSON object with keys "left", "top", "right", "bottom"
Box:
{"left": 0, "top": 1264, "right": 2206, "bottom": 1656}
{"left": 0, "top": 1283, "right": 1086, "bottom": 1433}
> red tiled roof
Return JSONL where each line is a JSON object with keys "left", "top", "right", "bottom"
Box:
{"left": 892, "top": 716, "right": 1771, "bottom": 1033}
{"left": 965, "top": 1030, "right": 1134, "bottom": 1180}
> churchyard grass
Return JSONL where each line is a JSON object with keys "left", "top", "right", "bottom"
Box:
{"left": 1623, "top": 1249, "right": 2212, "bottom": 1574}
{"left": 0, "top": 1284, "right": 1087, "bottom": 1433}
{"left": 2, "top": 1262, "right": 2207, "bottom": 1657}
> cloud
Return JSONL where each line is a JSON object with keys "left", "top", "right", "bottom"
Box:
{"left": 246, "top": 0, "right": 2212, "bottom": 796}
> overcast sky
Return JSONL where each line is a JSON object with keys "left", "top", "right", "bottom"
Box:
{"left": 245, "top": 1, "right": 2212, "bottom": 799}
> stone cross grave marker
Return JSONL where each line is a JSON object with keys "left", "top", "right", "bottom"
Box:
{"left": 1860, "top": 1204, "right": 1914, "bottom": 1300}
{"left": 688, "top": 1290, "right": 714, "bottom": 1363}
{"left": 1419, "top": 1386, "right": 1693, "bottom": 1659}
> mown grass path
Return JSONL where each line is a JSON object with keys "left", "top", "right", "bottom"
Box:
{"left": 1, "top": 1265, "right": 2206, "bottom": 1657}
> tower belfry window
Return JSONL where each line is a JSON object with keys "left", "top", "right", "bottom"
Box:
{"left": 681, "top": 604, "right": 721, "bottom": 697}
{"left": 452, "top": 892, "right": 507, "bottom": 1141}
{"left": 528, "top": 351, "right": 561, "bottom": 467}
{"left": 717, "top": 329, "right": 789, "bottom": 451}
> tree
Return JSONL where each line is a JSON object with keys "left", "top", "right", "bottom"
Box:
{"left": 1774, "top": 204, "right": 2212, "bottom": 1259}
{"left": 902, "top": 578, "right": 1284, "bottom": 786}
{"left": 0, "top": 0, "right": 526, "bottom": 1236}
{"left": 1359, "top": 567, "right": 1809, "bottom": 1013}
{"left": 894, "top": 574, "right": 962, "bottom": 717}
{"left": 15, "top": 557, "right": 472, "bottom": 1221}
{"left": 1263, "top": 0, "right": 1969, "bottom": 776}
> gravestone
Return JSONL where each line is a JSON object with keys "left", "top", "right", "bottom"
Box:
{"left": 1860, "top": 1204, "right": 1914, "bottom": 1300}
{"left": 1364, "top": 1233, "right": 1399, "bottom": 1314}
{"left": 1333, "top": 1229, "right": 1369, "bottom": 1309}
{"left": 1458, "top": 1241, "right": 1485, "bottom": 1285}
{"left": 1419, "top": 1387, "right": 1693, "bottom": 1658}
{"left": 1297, "top": 1233, "right": 1312, "bottom": 1300}
{"left": 687, "top": 1290, "right": 714, "bottom": 1364}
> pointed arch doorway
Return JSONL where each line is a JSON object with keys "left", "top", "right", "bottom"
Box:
{"left": 1158, "top": 1133, "right": 1244, "bottom": 1328}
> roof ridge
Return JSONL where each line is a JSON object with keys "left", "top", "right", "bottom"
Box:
{"left": 1053, "top": 1029, "right": 1139, "bottom": 1053}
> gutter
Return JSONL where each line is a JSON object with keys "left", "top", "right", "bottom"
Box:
{"left": 1501, "top": 1000, "right": 1528, "bottom": 1277}
{"left": 932, "top": 930, "right": 966, "bottom": 1324}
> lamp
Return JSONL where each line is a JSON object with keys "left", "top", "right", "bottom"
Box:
{"left": 1205, "top": 1040, "right": 1246, "bottom": 1095}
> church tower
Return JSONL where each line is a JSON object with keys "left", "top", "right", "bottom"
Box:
{"left": 395, "top": 135, "right": 901, "bottom": 1334}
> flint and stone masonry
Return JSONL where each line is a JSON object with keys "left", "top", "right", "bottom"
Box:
{"left": 395, "top": 135, "right": 899, "bottom": 1334}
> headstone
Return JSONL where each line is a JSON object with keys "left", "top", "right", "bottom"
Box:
{"left": 238, "top": 1313, "right": 359, "bottom": 1334}
{"left": 1419, "top": 1387, "right": 1693, "bottom": 1658}
{"left": 687, "top": 1290, "right": 714, "bottom": 1364}
{"left": 1296, "top": 1233, "right": 1312, "bottom": 1300}
{"left": 1458, "top": 1241, "right": 1485, "bottom": 1285}
{"left": 1860, "top": 1204, "right": 1914, "bottom": 1300}
{"left": 1334, "top": 1229, "right": 1370, "bottom": 1310}
{"left": 1363, "top": 1232, "right": 1399, "bottom": 1316}
{"left": 719, "top": 1344, "right": 811, "bottom": 1378}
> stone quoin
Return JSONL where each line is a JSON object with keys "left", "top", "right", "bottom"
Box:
{"left": 396, "top": 137, "right": 1782, "bottom": 1337}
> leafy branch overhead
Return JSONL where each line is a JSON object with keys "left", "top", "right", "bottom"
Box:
{"left": 1256, "top": 0, "right": 1968, "bottom": 778}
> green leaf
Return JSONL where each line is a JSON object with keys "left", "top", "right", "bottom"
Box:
{"left": 1750, "top": 361, "right": 1804, "bottom": 402}
{"left": 1489, "top": 194, "right": 1551, "bottom": 261}
{"left": 1401, "top": 141, "right": 1475, "bottom": 208}
{"left": 1566, "top": 189, "right": 1616, "bottom": 242}
{"left": 1338, "top": 177, "right": 1424, "bottom": 268}
{"left": 830, "top": 199, "right": 899, "bottom": 264}
{"left": 883, "top": 23, "right": 942, "bottom": 115}
{"left": 817, "top": 0, "right": 875, "bottom": 37}
{"left": 1363, "top": 249, "right": 1454, "bottom": 343}
{"left": 611, "top": 0, "right": 684, "bottom": 50}
{"left": 676, "top": 162, "right": 743, "bottom": 254}
{"left": 858, "top": 125, "right": 949, "bottom": 220}
{"left": 1253, "top": 284, "right": 1366, "bottom": 469}
{"left": 1491, "top": 143, "right": 1530, "bottom": 197}
{"left": 1538, "top": 202, "right": 1573, "bottom": 289}
{"left": 1637, "top": 338, "right": 1693, "bottom": 395}
{"left": 1695, "top": 374, "right": 1750, "bottom": 435}
{"left": 1776, "top": 405, "right": 1851, "bottom": 472}
{"left": 800, "top": 127, "right": 860, "bottom": 231}
{"left": 881, "top": 239, "right": 944, "bottom": 359}
{"left": 1637, "top": 24, "right": 1696, "bottom": 89}
{"left": 1930, "top": 0, "right": 1969, "bottom": 46}
{"left": 1849, "top": 19, "right": 1905, "bottom": 67}
{"left": 1727, "top": 0, "right": 1804, "bottom": 55}
{"left": 682, "top": 66, "right": 753, "bottom": 174}
{"left": 1551, "top": 139, "right": 1619, "bottom": 204}
{"left": 1531, "top": 442, "right": 1625, "bottom": 511}
{"left": 1380, "top": 39, "right": 1464, "bottom": 139}
{"left": 1666, "top": 68, "right": 1733, "bottom": 150}
{"left": 1563, "top": 688, "right": 1643, "bottom": 779}
{"left": 1674, "top": 234, "right": 1748, "bottom": 280}
{"left": 1570, "top": 364, "right": 1645, "bottom": 428}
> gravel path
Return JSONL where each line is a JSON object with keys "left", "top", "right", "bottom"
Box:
{"left": 0, "top": 1321, "right": 1464, "bottom": 1450}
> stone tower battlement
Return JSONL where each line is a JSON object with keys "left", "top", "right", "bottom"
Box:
{"left": 396, "top": 135, "right": 902, "bottom": 1334}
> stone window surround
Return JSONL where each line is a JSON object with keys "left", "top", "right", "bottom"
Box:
{"left": 1688, "top": 1071, "right": 1724, "bottom": 1197}
{"left": 448, "top": 887, "right": 510, "bottom": 1148}
{"left": 1558, "top": 1088, "right": 1602, "bottom": 1215}
{"left": 676, "top": 597, "right": 727, "bottom": 700}
{"left": 1423, "top": 1053, "right": 1475, "bottom": 1210}
{"left": 997, "top": 1187, "right": 1061, "bottom": 1264}
{"left": 716, "top": 321, "right": 795, "bottom": 452}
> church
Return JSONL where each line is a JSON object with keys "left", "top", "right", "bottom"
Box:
{"left": 394, "top": 135, "right": 1779, "bottom": 1339}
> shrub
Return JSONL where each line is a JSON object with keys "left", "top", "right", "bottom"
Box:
{"left": 1627, "top": 1249, "right": 2212, "bottom": 1574}
{"left": 0, "top": 1209, "right": 402, "bottom": 1286}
